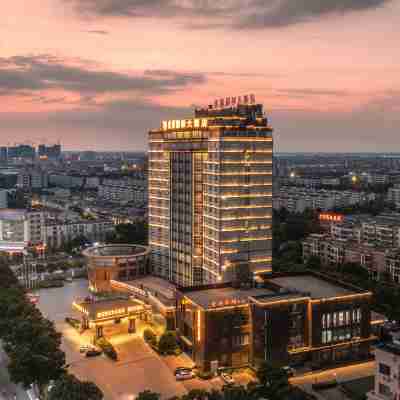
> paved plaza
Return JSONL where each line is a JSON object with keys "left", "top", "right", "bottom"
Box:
{"left": 36, "top": 279, "right": 234, "bottom": 400}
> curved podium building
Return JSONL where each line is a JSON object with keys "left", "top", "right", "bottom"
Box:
{"left": 83, "top": 244, "right": 150, "bottom": 292}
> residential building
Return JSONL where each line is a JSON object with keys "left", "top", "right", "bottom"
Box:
{"left": 38, "top": 144, "right": 61, "bottom": 160}
{"left": 274, "top": 186, "right": 376, "bottom": 213}
{"left": 149, "top": 101, "right": 273, "bottom": 286}
{"left": 98, "top": 177, "right": 147, "bottom": 204}
{"left": 367, "top": 342, "right": 400, "bottom": 400}
{"left": 44, "top": 218, "right": 114, "bottom": 249}
{"left": 17, "top": 168, "right": 49, "bottom": 189}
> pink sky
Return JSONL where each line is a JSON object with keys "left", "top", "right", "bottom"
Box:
{"left": 1, "top": 0, "right": 399, "bottom": 151}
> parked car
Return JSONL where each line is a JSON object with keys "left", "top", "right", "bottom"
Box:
{"left": 174, "top": 367, "right": 192, "bottom": 375}
{"left": 221, "top": 372, "right": 235, "bottom": 386}
{"left": 175, "top": 369, "right": 195, "bottom": 381}
{"left": 86, "top": 349, "right": 102, "bottom": 357}
{"left": 79, "top": 344, "right": 92, "bottom": 353}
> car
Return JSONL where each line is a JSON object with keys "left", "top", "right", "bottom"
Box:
{"left": 85, "top": 349, "right": 102, "bottom": 357}
{"left": 79, "top": 344, "right": 92, "bottom": 353}
{"left": 174, "top": 367, "right": 192, "bottom": 375}
{"left": 221, "top": 372, "right": 235, "bottom": 386}
{"left": 175, "top": 370, "right": 195, "bottom": 381}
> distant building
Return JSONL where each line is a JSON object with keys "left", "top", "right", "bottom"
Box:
{"left": 388, "top": 184, "right": 400, "bottom": 209}
{"left": 149, "top": 102, "right": 273, "bottom": 286}
{"left": 38, "top": 144, "right": 61, "bottom": 160}
{"left": 17, "top": 168, "right": 48, "bottom": 189}
{"left": 274, "top": 186, "right": 376, "bottom": 213}
{"left": 98, "top": 177, "right": 147, "bottom": 204}
{"left": 7, "top": 145, "right": 35, "bottom": 162}
{"left": 367, "top": 342, "right": 400, "bottom": 400}
{"left": 0, "top": 209, "right": 45, "bottom": 252}
{"left": 49, "top": 174, "right": 84, "bottom": 188}
{"left": 44, "top": 218, "right": 114, "bottom": 249}
{"left": 0, "top": 190, "right": 8, "bottom": 209}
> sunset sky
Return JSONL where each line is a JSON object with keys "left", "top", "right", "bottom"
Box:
{"left": 1, "top": 0, "right": 399, "bottom": 151}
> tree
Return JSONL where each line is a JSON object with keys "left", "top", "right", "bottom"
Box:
{"left": 158, "top": 331, "right": 178, "bottom": 354}
{"left": 256, "top": 362, "right": 291, "bottom": 400}
{"left": 305, "top": 256, "right": 321, "bottom": 270}
{"left": 106, "top": 222, "right": 148, "bottom": 245}
{"left": 136, "top": 390, "right": 160, "bottom": 400}
{"left": 48, "top": 374, "right": 103, "bottom": 400}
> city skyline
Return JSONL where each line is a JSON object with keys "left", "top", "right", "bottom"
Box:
{"left": 1, "top": 0, "right": 399, "bottom": 152}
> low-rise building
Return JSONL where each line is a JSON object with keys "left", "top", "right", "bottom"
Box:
{"left": 44, "top": 219, "right": 114, "bottom": 249}
{"left": 175, "top": 272, "right": 375, "bottom": 373}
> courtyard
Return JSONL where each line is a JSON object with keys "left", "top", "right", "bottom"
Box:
{"left": 35, "top": 279, "right": 244, "bottom": 400}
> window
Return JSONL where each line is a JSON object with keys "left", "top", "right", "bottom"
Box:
{"left": 379, "top": 363, "right": 391, "bottom": 376}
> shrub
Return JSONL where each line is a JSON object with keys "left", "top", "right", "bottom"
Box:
{"left": 158, "top": 331, "right": 178, "bottom": 355}
{"left": 96, "top": 338, "right": 118, "bottom": 361}
{"left": 197, "top": 371, "right": 214, "bottom": 380}
{"left": 143, "top": 329, "right": 157, "bottom": 345}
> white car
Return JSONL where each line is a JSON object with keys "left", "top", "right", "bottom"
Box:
{"left": 79, "top": 344, "right": 93, "bottom": 353}
{"left": 175, "top": 370, "right": 195, "bottom": 381}
{"left": 221, "top": 372, "right": 235, "bottom": 385}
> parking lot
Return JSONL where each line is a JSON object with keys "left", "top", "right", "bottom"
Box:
{"left": 36, "top": 279, "right": 250, "bottom": 400}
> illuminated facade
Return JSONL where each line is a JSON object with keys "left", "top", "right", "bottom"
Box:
{"left": 176, "top": 272, "right": 376, "bottom": 372}
{"left": 149, "top": 103, "right": 273, "bottom": 286}
{"left": 83, "top": 244, "right": 150, "bottom": 292}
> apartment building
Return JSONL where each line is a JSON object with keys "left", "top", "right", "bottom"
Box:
{"left": 302, "top": 234, "right": 387, "bottom": 279}
{"left": 98, "top": 177, "right": 147, "bottom": 204}
{"left": 274, "top": 187, "right": 376, "bottom": 213}
{"left": 330, "top": 213, "right": 400, "bottom": 248}
{"left": 149, "top": 101, "right": 273, "bottom": 286}
{"left": 44, "top": 219, "right": 114, "bottom": 249}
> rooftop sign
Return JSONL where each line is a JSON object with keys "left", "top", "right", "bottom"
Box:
{"left": 213, "top": 94, "right": 256, "bottom": 110}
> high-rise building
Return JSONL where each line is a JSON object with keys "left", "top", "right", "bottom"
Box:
{"left": 149, "top": 100, "right": 273, "bottom": 286}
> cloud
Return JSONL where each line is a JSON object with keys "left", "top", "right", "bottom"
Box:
{"left": 86, "top": 29, "right": 109, "bottom": 34}
{"left": 0, "top": 54, "right": 206, "bottom": 97}
{"left": 62, "top": 0, "right": 391, "bottom": 28}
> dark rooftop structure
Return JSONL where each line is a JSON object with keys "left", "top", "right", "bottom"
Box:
{"left": 269, "top": 274, "right": 356, "bottom": 299}
{"left": 184, "top": 286, "right": 276, "bottom": 309}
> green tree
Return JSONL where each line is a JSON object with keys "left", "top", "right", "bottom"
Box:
{"left": 256, "top": 362, "right": 291, "bottom": 400}
{"left": 48, "top": 374, "right": 103, "bottom": 400}
{"left": 158, "top": 331, "right": 178, "bottom": 354}
{"left": 136, "top": 390, "right": 160, "bottom": 400}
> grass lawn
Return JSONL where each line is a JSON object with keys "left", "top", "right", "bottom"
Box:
{"left": 341, "top": 376, "right": 374, "bottom": 400}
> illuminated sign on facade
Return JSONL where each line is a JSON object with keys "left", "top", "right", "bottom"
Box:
{"left": 319, "top": 213, "right": 344, "bottom": 223}
{"left": 161, "top": 118, "right": 208, "bottom": 131}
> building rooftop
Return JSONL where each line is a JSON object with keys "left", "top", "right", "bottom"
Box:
{"left": 123, "top": 276, "right": 176, "bottom": 307}
{"left": 83, "top": 243, "right": 149, "bottom": 258}
{"left": 184, "top": 286, "right": 276, "bottom": 309}
{"left": 73, "top": 297, "right": 145, "bottom": 321}
{"left": 269, "top": 275, "right": 357, "bottom": 299}
{"left": 376, "top": 342, "right": 400, "bottom": 357}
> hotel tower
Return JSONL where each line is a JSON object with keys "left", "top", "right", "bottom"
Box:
{"left": 148, "top": 97, "right": 273, "bottom": 287}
